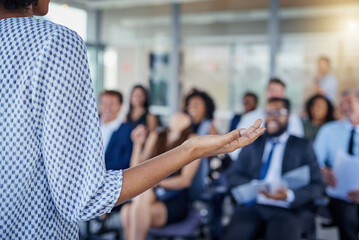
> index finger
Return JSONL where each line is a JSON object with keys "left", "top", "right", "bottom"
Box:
{"left": 242, "top": 119, "right": 265, "bottom": 140}
{"left": 248, "top": 119, "right": 263, "bottom": 131}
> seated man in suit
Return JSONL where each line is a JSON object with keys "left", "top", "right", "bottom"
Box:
{"left": 99, "top": 90, "right": 133, "bottom": 171}
{"left": 223, "top": 98, "right": 324, "bottom": 240}
{"left": 228, "top": 79, "right": 304, "bottom": 161}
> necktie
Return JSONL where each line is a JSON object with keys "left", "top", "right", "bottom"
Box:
{"left": 348, "top": 128, "right": 356, "bottom": 155}
{"left": 259, "top": 140, "right": 278, "bottom": 180}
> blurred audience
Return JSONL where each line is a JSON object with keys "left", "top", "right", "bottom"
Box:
{"left": 229, "top": 92, "right": 258, "bottom": 132}
{"left": 229, "top": 78, "right": 304, "bottom": 160}
{"left": 120, "top": 112, "right": 201, "bottom": 240}
{"left": 126, "top": 84, "right": 158, "bottom": 132}
{"left": 184, "top": 90, "right": 218, "bottom": 135}
{"left": 224, "top": 98, "right": 324, "bottom": 240}
{"left": 314, "top": 90, "right": 359, "bottom": 240}
{"left": 99, "top": 90, "right": 133, "bottom": 171}
{"left": 236, "top": 78, "right": 303, "bottom": 137}
{"left": 302, "top": 94, "right": 335, "bottom": 141}
{"left": 314, "top": 56, "right": 338, "bottom": 103}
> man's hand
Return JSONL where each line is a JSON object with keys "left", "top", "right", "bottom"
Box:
{"left": 347, "top": 189, "right": 359, "bottom": 203}
{"left": 184, "top": 119, "right": 265, "bottom": 159}
{"left": 321, "top": 167, "right": 337, "bottom": 187}
{"left": 260, "top": 188, "right": 288, "bottom": 201}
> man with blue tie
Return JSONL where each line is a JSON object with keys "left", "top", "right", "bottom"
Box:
{"left": 223, "top": 98, "right": 324, "bottom": 240}
{"left": 314, "top": 90, "right": 359, "bottom": 240}
{"left": 99, "top": 90, "right": 133, "bottom": 171}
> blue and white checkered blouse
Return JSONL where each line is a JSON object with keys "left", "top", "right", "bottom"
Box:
{"left": 0, "top": 17, "right": 123, "bottom": 239}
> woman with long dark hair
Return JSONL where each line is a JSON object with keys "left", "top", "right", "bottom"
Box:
{"left": 126, "top": 85, "right": 158, "bottom": 132}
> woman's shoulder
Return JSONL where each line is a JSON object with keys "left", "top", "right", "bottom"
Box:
{"left": 24, "top": 18, "right": 85, "bottom": 46}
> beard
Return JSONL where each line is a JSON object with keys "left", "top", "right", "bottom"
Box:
{"left": 266, "top": 122, "right": 288, "bottom": 138}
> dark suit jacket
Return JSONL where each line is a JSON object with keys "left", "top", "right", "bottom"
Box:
{"left": 104, "top": 123, "right": 133, "bottom": 171}
{"left": 229, "top": 114, "right": 242, "bottom": 132}
{"left": 226, "top": 134, "right": 324, "bottom": 209}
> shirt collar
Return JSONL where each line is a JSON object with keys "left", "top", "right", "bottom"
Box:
{"left": 101, "top": 117, "right": 122, "bottom": 130}
{"left": 343, "top": 120, "right": 359, "bottom": 132}
{"left": 267, "top": 131, "right": 290, "bottom": 144}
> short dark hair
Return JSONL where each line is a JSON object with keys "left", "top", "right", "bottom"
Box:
{"left": 268, "top": 78, "right": 286, "bottom": 89}
{"left": 184, "top": 90, "right": 216, "bottom": 120}
{"left": 1, "top": 0, "right": 38, "bottom": 9}
{"left": 243, "top": 92, "right": 258, "bottom": 104}
{"left": 100, "top": 90, "right": 123, "bottom": 104}
{"left": 267, "top": 97, "right": 291, "bottom": 113}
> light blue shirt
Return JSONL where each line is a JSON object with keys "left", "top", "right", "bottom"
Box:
{"left": 318, "top": 73, "right": 338, "bottom": 103}
{"left": 314, "top": 120, "right": 359, "bottom": 168}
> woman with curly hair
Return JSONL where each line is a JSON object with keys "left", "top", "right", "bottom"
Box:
{"left": 184, "top": 90, "right": 218, "bottom": 135}
{"left": 302, "top": 94, "right": 335, "bottom": 140}
{"left": 0, "top": 1, "right": 265, "bottom": 239}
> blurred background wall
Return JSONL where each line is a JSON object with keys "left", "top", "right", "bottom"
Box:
{"left": 45, "top": 0, "right": 359, "bottom": 131}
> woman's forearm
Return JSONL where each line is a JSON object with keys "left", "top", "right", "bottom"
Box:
{"left": 116, "top": 142, "right": 194, "bottom": 205}
{"left": 158, "top": 175, "right": 192, "bottom": 190}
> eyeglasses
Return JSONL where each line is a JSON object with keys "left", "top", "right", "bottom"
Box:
{"left": 265, "top": 109, "right": 289, "bottom": 117}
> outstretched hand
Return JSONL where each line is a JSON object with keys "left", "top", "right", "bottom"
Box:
{"left": 184, "top": 119, "right": 265, "bottom": 159}
{"left": 118, "top": 119, "right": 265, "bottom": 205}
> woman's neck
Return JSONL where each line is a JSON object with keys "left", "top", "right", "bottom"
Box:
{"left": 311, "top": 118, "right": 325, "bottom": 126}
{"left": 131, "top": 106, "right": 145, "bottom": 119}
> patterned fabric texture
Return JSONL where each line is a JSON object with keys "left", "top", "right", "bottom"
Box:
{"left": 0, "top": 17, "right": 123, "bottom": 239}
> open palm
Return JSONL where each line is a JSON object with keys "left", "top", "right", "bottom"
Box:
{"left": 184, "top": 119, "right": 265, "bottom": 159}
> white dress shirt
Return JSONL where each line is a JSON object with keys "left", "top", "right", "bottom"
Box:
{"left": 256, "top": 132, "right": 295, "bottom": 208}
{"left": 101, "top": 118, "right": 122, "bottom": 151}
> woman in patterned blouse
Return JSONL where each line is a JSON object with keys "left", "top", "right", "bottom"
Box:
{"left": 0, "top": 0, "right": 265, "bottom": 239}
